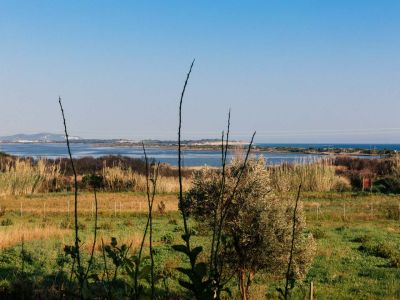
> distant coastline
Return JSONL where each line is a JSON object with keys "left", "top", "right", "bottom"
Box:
{"left": 0, "top": 133, "right": 397, "bottom": 158}
{"left": 0, "top": 140, "right": 394, "bottom": 157}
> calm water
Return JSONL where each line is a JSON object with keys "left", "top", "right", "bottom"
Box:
{"left": 0, "top": 143, "right": 386, "bottom": 167}
{"left": 258, "top": 143, "right": 400, "bottom": 151}
{"left": 0, "top": 143, "right": 333, "bottom": 167}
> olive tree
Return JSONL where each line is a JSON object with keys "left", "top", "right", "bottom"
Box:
{"left": 187, "top": 156, "right": 316, "bottom": 300}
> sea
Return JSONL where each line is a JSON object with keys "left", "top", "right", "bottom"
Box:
{"left": 0, "top": 143, "right": 392, "bottom": 167}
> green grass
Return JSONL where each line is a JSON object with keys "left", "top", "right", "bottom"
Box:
{"left": 0, "top": 191, "right": 399, "bottom": 298}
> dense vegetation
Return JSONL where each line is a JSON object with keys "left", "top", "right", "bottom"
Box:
{"left": 0, "top": 191, "right": 399, "bottom": 299}
{"left": 0, "top": 62, "right": 399, "bottom": 299}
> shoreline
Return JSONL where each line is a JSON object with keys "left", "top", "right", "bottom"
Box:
{"left": 0, "top": 141, "right": 391, "bottom": 157}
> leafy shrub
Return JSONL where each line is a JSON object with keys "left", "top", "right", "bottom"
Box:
{"left": 333, "top": 176, "right": 352, "bottom": 192}
{"left": 187, "top": 157, "right": 316, "bottom": 298}
{"left": 312, "top": 228, "right": 326, "bottom": 239}
{"left": 99, "top": 222, "right": 113, "bottom": 230}
{"left": 82, "top": 173, "right": 104, "bottom": 189}
{"left": 352, "top": 235, "right": 370, "bottom": 244}
{"left": 160, "top": 233, "right": 174, "bottom": 245}
{"left": 1, "top": 218, "right": 13, "bottom": 226}
{"left": 389, "top": 255, "right": 400, "bottom": 268}
{"left": 384, "top": 204, "right": 400, "bottom": 220}
{"left": 359, "top": 241, "right": 397, "bottom": 259}
{"left": 372, "top": 177, "right": 400, "bottom": 194}
{"left": 157, "top": 201, "right": 166, "bottom": 215}
{"left": 167, "top": 218, "right": 177, "bottom": 225}
{"left": 59, "top": 219, "right": 72, "bottom": 229}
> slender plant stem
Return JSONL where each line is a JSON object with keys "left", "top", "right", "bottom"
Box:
{"left": 284, "top": 184, "right": 302, "bottom": 300}
{"left": 209, "top": 130, "right": 225, "bottom": 273}
{"left": 58, "top": 97, "right": 81, "bottom": 285}
{"left": 214, "top": 131, "right": 256, "bottom": 275}
{"left": 85, "top": 186, "right": 98, "bottom": 279}
{"left": 178, "top": 59, "right": 195, "bottom": 240}
{"left": 210, "top": 111, "right": 231, "bottom": 281}
{"left": 141, "top": 142, "right": 159, "bottom": 299}
{"left": 133, "top": 143, "right": 151, "bottom": 297}
{"left": 101, "top": 238, "right": 110, "bottom": 283}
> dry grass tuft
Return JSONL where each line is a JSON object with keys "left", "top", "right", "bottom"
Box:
{"left": 269, "top": 158, "right": 348, "bottom": 192}
{"left": 0, "top": 225, "right": 69, "bottom": 249}
{"left": 0, "top": 192, "right": 178, "bottom": 216}
{"left": 0, "top": 159, "right": 62, "bottom": 196}
{"left": 102, "top": 163, "right": 189, "bottom": 193}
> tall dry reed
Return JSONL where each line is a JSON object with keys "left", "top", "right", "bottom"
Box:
{"left": 102, "top": 163, "right": 188, "bottom": 193}
{"left": 0, "top": 159, "right": 61, "bottom": 196}
{"left": 269, "top": 157, "right": 350, "bottom": 192}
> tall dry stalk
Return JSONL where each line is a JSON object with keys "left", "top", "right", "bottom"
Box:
{"left": 58, "top": 97, "right": 83, "bottom": 291}
{"left": 270, "top": 158, "right": 338, "bottom": 192}
{"left": 284, "top": 184, "right": 302, "bottom": 300}
{"left": 84, "top": 181, "right": 99, "bottom": 280}
{"left": 132, "top": 143, "right": 160, "bottom": 299}
{"left": 143, "top": 143, "right": 159, "bottom": 299}
{"left": 174, "top": 59, "right": 257, "bottom": 299}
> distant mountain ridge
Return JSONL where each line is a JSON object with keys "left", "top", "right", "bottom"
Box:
{"left": 0, "top": 133, "right": 81, "bottom": 143}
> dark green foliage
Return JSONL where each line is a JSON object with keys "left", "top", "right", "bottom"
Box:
{"left": 352, "top": 235, "right": 370, "bottom": 244}
{"left": 102, "top": 237, "right": 154, "bottom": 298}
{"left": 160, "top": 233, "right": 174, "bottom": 245}
{"left": 358, "top": 241, "right": 397, "bottom": 259}
{"left": 82, "top": 174, "right": 104, "bottom": 189}
{"left": 172, "top": 242, "right": 214, "bottom": 299}
{"left": 104, "top": 237, "right": 130, "bottom": 276}
{"left": 0, "top": 218, "right": 13, "bottom": 226}
{"left": 372, "top": 177, "right": 400, "bottom": 194}
{"left": 312, "top": 228, "right": 326, "bottom": 239}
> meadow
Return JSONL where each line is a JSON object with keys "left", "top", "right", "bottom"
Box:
{"left": 0, "top": 190, "right": 399, "bottom": 299}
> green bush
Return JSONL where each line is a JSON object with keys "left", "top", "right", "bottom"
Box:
{"left": 160, "top": 233, "right": 174, "bottom": 245}
{"left": 312, "top": 228, "right": 326, "bottom": 239}
{"left": 389, "top": 255, "right": 400, "bottom": 268}
{"left": 82, "top": 173, "right": 104, "bottom": 189}
{"left": 1, "top": 218, "right": 13, "bottom": 226}
{"left": 372, "top": 177, "right": 400, "bottom": 194}
{"left": 352, "top": 235, "right": 370, "bottom": 244}
{"left": 359, "top": 241, "right": 397, "bottom": 259}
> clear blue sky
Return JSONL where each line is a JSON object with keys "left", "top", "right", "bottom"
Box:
{"left": 0, "top": 1, "right": 399, "bottom": 143}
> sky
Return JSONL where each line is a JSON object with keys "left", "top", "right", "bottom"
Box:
{"left": 0, "top": 0, "right": 399, "bottom": 143}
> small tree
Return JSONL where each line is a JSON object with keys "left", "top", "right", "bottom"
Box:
{"left": 187, "top": 157, "right": 316, "bottom": 300}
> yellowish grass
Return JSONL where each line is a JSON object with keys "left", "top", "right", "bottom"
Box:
{"left": 102, "top": 164, "right": 190, "bottom": 193}
{"left": 0, "top": 192, "right": 179, "bottom": 216}
{"left": 0, "top": 225, "right": 69, "bottom": 249}
{"left": 0, "top": 159, "right": 62, "bottom": 196}
{"left": 269, "top": 158, "right": 349, "bottom": 192}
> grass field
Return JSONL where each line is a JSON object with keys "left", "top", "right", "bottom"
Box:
{"left": 0, "top": 191, "right": 399, "bottom": 299}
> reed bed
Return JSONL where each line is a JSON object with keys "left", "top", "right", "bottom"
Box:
{"left": 0, "top": 156, "right": 350, "bottom": 196}
{"left": 269, "top": 157, "right": 350, "bottom": 192}
{"left": 0, "top": 158, "right": 189, "bottom": 196}
{"left": 102, "top": 163, "right": 189, "bottom": 193}
{"left": 0, "top": 159, "right": 62, "bottom": 196}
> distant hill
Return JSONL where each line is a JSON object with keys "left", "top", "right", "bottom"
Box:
{"left": 0, "top": 134, "right": 245, "bottom": 145}
{"left": 0, "top": 133, "right": 81, "bottom": 143}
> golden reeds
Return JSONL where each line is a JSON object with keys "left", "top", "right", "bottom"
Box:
{"left": 102, "top": 163, "right": 189, "bottom": 193}
{"left": 0, "top": 159, "right": 61, "bottom": 196}
{"left": 269, "top": 157, "right": 350, "bottom": 192}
